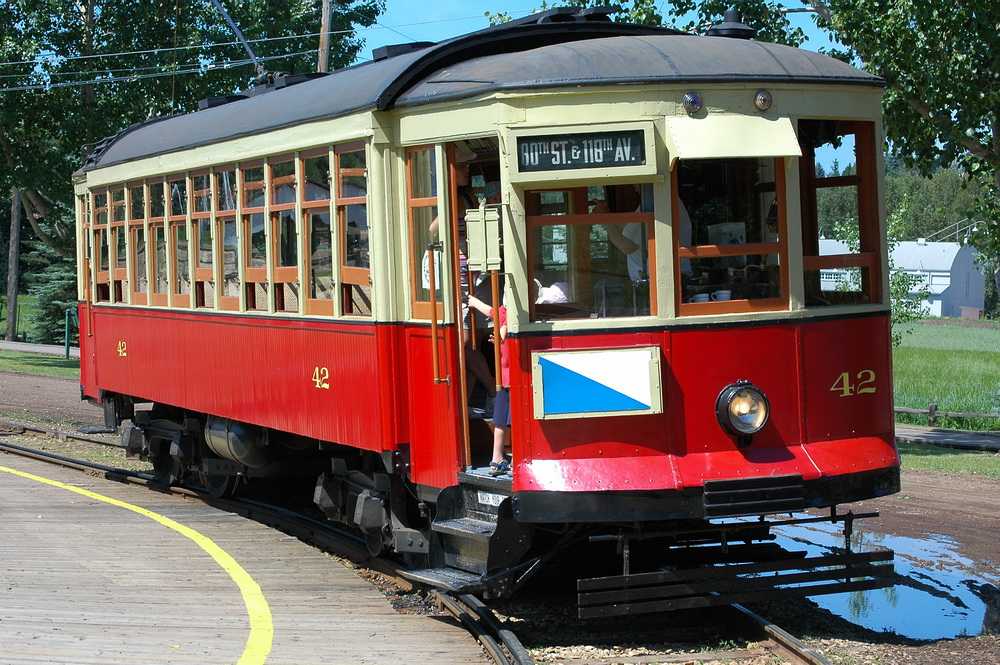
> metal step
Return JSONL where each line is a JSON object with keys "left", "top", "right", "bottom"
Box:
{"left": 401, "top": 566, "right": 485, "bottom": 593}
{"left": 433, "top": 517, "right": 496, "bottom": 542}
{"left": 432, "top": 516, "right": 497, "bottom": 574}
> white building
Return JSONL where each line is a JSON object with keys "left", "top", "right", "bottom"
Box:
{"left": 819, "top": 239, "right": 985, "bottom": 318}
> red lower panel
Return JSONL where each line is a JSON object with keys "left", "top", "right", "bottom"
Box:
{"left": 87, "top": 307, "right": 398, "bottom": 452}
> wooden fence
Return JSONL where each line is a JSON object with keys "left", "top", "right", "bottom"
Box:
{"left": 895, "top": 404, "right": 1000, "bottom": 428}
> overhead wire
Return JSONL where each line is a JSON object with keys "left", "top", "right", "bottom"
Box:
{"left": 0, "top": 10, "right": 536, "bottom": 92}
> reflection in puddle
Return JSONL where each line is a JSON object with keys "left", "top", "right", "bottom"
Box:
{"left": 772, "top": 519, "right": 1000, "bottom": 639}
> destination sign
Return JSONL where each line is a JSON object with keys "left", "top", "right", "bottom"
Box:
{"left": 517, "top": 130, "right": 646, "bottom": 172}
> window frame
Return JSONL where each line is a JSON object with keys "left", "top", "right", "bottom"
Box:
{"left": 674, "top": 158, "right": 790, "bottom": 316}
{"left": 799, "top": 120, "right": 882, "bottom": 306}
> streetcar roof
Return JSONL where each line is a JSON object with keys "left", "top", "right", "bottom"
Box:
{"left": 81, "top": 15, "right": 882, "bottom": 173}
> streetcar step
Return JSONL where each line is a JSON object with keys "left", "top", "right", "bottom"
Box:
{"left": 401, "top": 567, "right": 485, "bottom": 593}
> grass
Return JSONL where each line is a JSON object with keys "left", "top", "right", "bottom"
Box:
{"left": 898, "top": 442, "right": 1000, "bottom": 477}
{"left": 0, "top": 351, "right": 80, "bottom": 378}
{"left": 893, "top": 320, "right": 1000, "bottom": 431}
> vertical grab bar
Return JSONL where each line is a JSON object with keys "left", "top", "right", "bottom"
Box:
{"left": 426, "top": 241, "right": 449, "bottom": 385}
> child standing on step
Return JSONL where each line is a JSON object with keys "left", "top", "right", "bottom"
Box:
{"left": 466, "top": 294, "right": 511, "bottom": 476}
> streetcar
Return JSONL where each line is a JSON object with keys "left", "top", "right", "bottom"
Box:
{"left": 75, "top": 8, "right": 899, "bottom": 616}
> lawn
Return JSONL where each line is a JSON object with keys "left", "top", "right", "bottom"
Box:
{"left": 893, "top": 320, "right": 1000, "bottom": 431}
{"left": 0, "top": 351, "right": 80, "bottom": 378}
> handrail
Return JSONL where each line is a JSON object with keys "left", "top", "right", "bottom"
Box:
{"left": 426, "top": 242, "right": 449, "bottom": 385}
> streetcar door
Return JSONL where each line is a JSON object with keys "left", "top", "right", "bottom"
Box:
{"left": 404, "top": 145, "right": 467, "bottom": 486}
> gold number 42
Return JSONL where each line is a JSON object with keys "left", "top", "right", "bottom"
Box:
{"left": 312, "top": 366, "right": 330, "bottom": 390}
{"left": 830, "top": 370, "right": 876, "bottom": 397}
{"left": 117, "top": 341, "right": 127, "bottom": 357}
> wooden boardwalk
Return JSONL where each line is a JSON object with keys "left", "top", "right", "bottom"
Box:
{"left": 0, "top": 453, "right": 487, "bottom": 665}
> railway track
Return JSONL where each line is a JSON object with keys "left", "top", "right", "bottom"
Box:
{"left": 0, "top": 419, "right": 833, "bottom": 665}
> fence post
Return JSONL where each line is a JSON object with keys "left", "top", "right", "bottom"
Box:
{"left": 928, "top": 403, "right": 937, "bottom": 427}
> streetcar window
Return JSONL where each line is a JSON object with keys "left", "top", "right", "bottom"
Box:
{"left": 336, "top": 144, "right": 370, "bottom": 317}
{"left": 220, "top": 217, "right": 239, "bottom": 310}
{"left": 111, "top": 187, "right": 126, "bottom": 223}
{"left": 152, "top": 224, "right": 168, "bottom": 301}
{"left": 149, "top": 181, "right": 165, "bottom": 219}
{"left": 129, "top": 185, "right": 144, "bottom": 221}
{"left": 407, "top": 146, "right": 441, "bottom": 319}
{"left": 676, "top": 157, "right": 787, "bottom": 313}
{"left": 303, "top": 154, "right": 330, "bottom": 201}
{"left": 115, "top": 226, "right": 127, "bottom": 270}
{"left": 799, "top": 121, "right": 881, "bottom": 306}
{"left": 216, "top": 169, "right": 237, "bottom": 212}
{"left": 169, "top": 177, "right": 187, "bottom": 216}
{"left": 527, "top": 183, "right": 654, "bottom": 320}
{"left": 192, "top": 174, "right": 211, "bottom": 214}
{"left": 132, "top": 227, "right": 147, "bottom": 301}
{"left": 308, "top": 211, "right": 334, "bottom": 299}
{"left": 171, "top": 223, "right": 190, "bottom": 302}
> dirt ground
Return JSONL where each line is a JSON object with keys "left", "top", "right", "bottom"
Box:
{"left": 1, "top": 369, "right": 998, "bottom": 664}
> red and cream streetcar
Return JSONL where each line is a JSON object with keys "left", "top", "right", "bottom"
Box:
{"left": 76, "top": 9, "right": 899, "bottom": 615}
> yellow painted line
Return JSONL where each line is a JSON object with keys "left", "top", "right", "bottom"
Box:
{"left": 0, "top": 464, "right": 273, "bottom": 664}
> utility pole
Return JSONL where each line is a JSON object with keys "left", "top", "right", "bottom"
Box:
{"left": 6, "top": 187, "right": 21, "bottom": 341}
{"left": 317, "top": 0, "right": 331, "bottom": 73}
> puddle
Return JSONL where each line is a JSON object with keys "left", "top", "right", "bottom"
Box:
{"left": 772, "top": 519, "right": 1000, "bottom": 639}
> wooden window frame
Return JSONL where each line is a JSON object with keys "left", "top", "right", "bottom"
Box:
{"left": 127, "top": 181, "right": 148, "bottom": 305}
{"left": 191, "top": 169, "right": 215, "bottom": 309}
{"left": 148, "top": 179, "right": 169, "bottom": 307}
{"left": 91, "top": 189, "right": 111, "bottom": 303}
{"left": 799, "top": 120, "right": 882, "bottom": 305}
{"left": 675, "top": 158, "right": 790, "bottom": 316}
{"left": 215, "top": 166, "right": 240, "bottom": 311}
{"left": 240, "top": 161, "right": 268, "bottom": 310}
{"left": 407, "top": 145, "right": 441, "bottom": 321}
{"left": 336, "top": 141, "right": 370, "bottom": 318}
{"left": 302, "top": 147, "right": 335, "bottom": 316}
{"left": 167, "top": 174, "right": 191, "bottom": 307}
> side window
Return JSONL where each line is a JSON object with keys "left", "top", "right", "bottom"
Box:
{"left": 527, "top": 183, "right": 654, "bottom": 320}
{"left": 191, "top": 172, "right": 215, "bottom": 308}
{"left": 168, "top": 175, "right": 190, "bottom": 305}
{"left": 407, "top": 146, "right": 440, "bottom": 319}
{"left": 676, "top": 158, "right": 788, "bottom": 314}
{"left": 270, "top": 156, "right": 299, "bottom": 313}
{"left": 128, "top": 183, "right": 147, "bottom": 305}
{"left": 110, "top": 186, "right": 127, "bottom": 303}
{"left": 92, "top": 189, "right": 110, "bottom": 303}
{"left": 302, "top": 149, "right": 334, "bottom": 315}
{"left": 149, "top": 180, "right": 169, "bottom": 306}
{"left": 799, "top": 120, "right": 881, "bottom": 306}
{"left": 241, "top": 162, "right": 267, "bottom": 311}
{"left": 215, "top": 167, "right": 239, "bottom": 310}
{"left": 336, "top": 143, "right": 370, "bottom": 316}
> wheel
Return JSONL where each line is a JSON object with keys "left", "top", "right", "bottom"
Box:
{"left": 152, "top": 451, "right": 184, "bottom": 486}
{"left": 364, "top": 530, "right": 385, "bottom": 557}
{"left": 200, "top": 472, "right": 241, "bottom": 499}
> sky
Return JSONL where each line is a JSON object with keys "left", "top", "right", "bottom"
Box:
{"left": 351, "top": 1, "right": 838, "bottom": 64}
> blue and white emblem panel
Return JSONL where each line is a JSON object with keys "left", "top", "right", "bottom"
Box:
{"left": 531, "top": 347, "right": 662, "bottom": 419}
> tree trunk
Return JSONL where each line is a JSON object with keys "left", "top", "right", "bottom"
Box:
{"left": 5, "top": 188, "right": 22, "bottom": 341}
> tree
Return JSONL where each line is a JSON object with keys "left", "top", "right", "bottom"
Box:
{"left": 0, "top": 0, "right": 385, "bottom": 259}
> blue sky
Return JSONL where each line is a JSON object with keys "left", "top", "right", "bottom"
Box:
{"left": 352, "top": 1, "right": 837, "bottom": 64}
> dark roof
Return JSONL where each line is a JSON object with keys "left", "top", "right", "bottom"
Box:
{"left": 81, "top": 14, "right": 881, "bottom": 173}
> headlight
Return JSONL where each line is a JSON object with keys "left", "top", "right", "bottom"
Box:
{"left": 716, "top": 381, "right": 770, "bottom": 438}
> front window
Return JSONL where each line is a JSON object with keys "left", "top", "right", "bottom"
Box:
{"left": 676, "top": 157, "right": 787, "bottom": 314}
{"left": 799, "top": 120, "right": 881, "bottom": 306}
{"left": 527, "top": 183, "right": 654, "bottom": 320}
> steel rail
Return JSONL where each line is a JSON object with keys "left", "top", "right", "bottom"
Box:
{"left": 430, "top": 591, "right": 535, "bottom": 665}
{"left": 733, "top": 603, "right": 833, "bottom": 665}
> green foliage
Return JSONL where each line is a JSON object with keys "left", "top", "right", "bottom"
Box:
{"left": 0, "top": 0, "right": 385, "bottom": 251}
{"left": 22, "top": 244, "right": 77, "bottom": 344}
